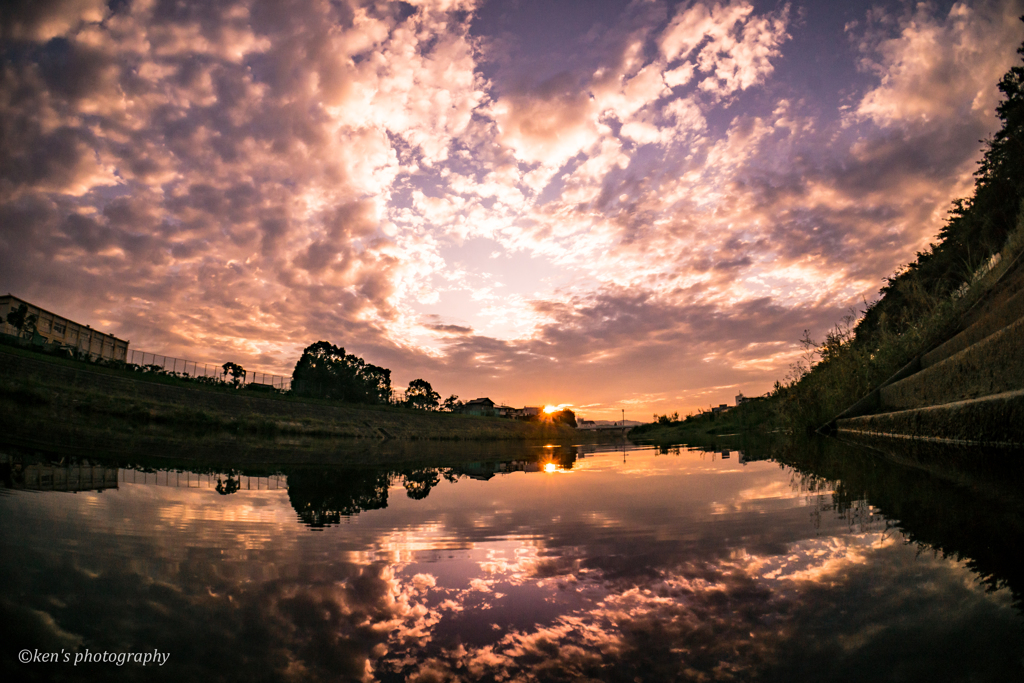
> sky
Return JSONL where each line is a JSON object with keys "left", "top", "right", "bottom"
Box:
{"left": 0, "top": 0, "right": 1022, "bottom": 419}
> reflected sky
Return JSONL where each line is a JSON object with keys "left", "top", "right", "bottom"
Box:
{"left": 2, "top": 444, "right": 1023, "bottom": 682}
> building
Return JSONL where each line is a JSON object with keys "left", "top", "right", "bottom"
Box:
{"left": 0, "top": 294, "right": 129, "bottom": 361}
{"left": 459, "top": 397, "right": 497, "bottom": 416}
{"left": 4, "top": 462, "right": 120, "bottom": 493}
{"left": 457, "top": 400, "right": 544, "bottom": 420}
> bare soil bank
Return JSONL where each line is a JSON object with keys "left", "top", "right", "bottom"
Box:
{"left": 0, "top": 347, "right": 591, "bottom": 464}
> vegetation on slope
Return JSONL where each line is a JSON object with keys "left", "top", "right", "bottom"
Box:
{"left": 768, "top": 32, "right": 1024, "bottom": 434}
{"left": 633, "top": 29, "right": 1024, "bottom": 441}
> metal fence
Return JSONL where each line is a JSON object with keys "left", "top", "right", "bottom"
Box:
{"left": 125, "top": 349, "right": 291, "bottom": 390}
{"left": 120, "top": 469, "right": 288, "bottom": 490}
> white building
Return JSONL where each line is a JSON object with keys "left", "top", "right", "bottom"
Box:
{"left": 0, "top": 294, "right": 129, "bottom": 361}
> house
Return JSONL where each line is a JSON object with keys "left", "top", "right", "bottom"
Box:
{"left": 0, "top": 294, "right": 129, "bottom": 361}
{"left": 458, "top": 400, "right": 546, "bottom": 420}
{"left": 711, "top": 403, "right": 731, "bottom": 414}
{"left": 459, "top": 397, "right": 497, "bottom": 416}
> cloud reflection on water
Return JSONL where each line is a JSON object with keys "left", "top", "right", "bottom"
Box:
{"left": 1, "top": 446, "right": 1022, "bottom": 682}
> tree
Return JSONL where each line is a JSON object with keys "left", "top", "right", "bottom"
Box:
{"left": 290, "top": 341, "right": 392, "bottom": 404}
{"left": 442, "top": 394, "right": 463, "bottom": 412}
{"left": 552, "top": 408, "right": 577, "bottom": 428}
{"left": 216, "top": 474, "right": 240, "bottom": 495}
{"left": 358, "top": 362, "right": 394, "bottom": 404}
{"left": 222, "top": 362, "right": 246, "bottom": 386}
{"left": 6, "top": 304, "right": 38, "bottom": 339}
{"left": 405, "top": 379, "right": 440, "bottom": 410}
{"left": 286, "top": 469, "right": 391, "bottom": 528}
{"left": 402, "top": 469, "right": 441, "bottom": 500}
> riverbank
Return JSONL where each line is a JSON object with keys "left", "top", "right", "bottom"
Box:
{"left": 0, "top": 346, "right": 599, "bottom": 463}
{"left": 629, "top": 395, "right": 777, "bottom": 443}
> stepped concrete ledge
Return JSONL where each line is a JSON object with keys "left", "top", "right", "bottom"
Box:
{"left": 836, "top": 389, "right": 1024, "bottom": 447}
{"left": 923, "top": 284, "right": 1024, "bottom": 368}
{"left": 879, "top": 314, "right": 1024, "bottom": 411}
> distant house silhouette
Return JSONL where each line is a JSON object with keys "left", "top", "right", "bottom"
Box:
{"left": 459, "top": 397, "right": 497, "bottom": 416}
{"left": 458, "top": 399, "right": 544, "bottom": 419}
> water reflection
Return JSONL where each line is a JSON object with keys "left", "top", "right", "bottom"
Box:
{"left": 1, "top": 439, "right": 1023, "bottom": 682}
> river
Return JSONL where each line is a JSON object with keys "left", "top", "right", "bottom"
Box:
{"left": 2, "top": 437, "right": 1023, "bottom": 681}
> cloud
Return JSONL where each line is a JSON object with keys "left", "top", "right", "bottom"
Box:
{"left": 491, "top": 71, "right": 603, "bottom": 167}
{"left": 0, "top": 0, "right": 1020, "bottom": 417}
{"left": 660, "top": 1, "right": 791, "bottom": 97}
{"left": 5, "top": 447, "right": 1024, "bottom": 680}
{"left": 852, "top": 0, "right": 1022, "bottom": 128}
{"left": 0, "top": 0, "right": 107, "bottom": 43}
{"left": 0, "top": 0, "right": 486, "bottom": 371}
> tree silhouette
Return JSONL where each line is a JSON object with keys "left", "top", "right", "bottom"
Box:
{"left": 222, "top": 361, "right": 246, "bottom": 386}
{"left": 6, "top": 304, "right": 38, "bottom": 339}
{"left": 442, "top": 394, "right": 462, "bottom": 412}
{"left": 401, "top": 469, "right": 441, "bottom": 500}
{"left": 290, "top": 341, "right": 392, "bottom": 404}
{"left": 405, "top": 379, "right": 440, "bottom": 410}
{"left": 286, "top": 469, "right": 391, "bottom": 527}
{"left": 216, "top": 474, "right": 240, "bottom": 495}
{"left": 552, "top": 408, "right": 577, "bottom": 428}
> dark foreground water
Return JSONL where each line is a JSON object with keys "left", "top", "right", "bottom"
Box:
{"left": 2, "top": 438, "right": 1024, "bottom": 682}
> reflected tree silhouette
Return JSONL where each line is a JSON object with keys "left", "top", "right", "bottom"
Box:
{"left": 286, "top": 469, "right": 391, "bottom": 527}
{"left": 215, "top": 474, "right": 240, "bottom": 495}
{"left": 401, "top": 469, "right": 441, "bottom": 500}
{"left": 775, "top": 436, "right": 1024, "bottom": 610}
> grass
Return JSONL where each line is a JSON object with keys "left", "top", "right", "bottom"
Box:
{"left": 768, "top": 211, "right": 1024, "bottom": 434}
{"left": 627, "top": 212, "right": 1024, "bottom": 441}
{"left": 630, "top": 395, "right": 779, "bottom": 442}
{"left": 0, "top": 346, "right": 599, "bottom": 451}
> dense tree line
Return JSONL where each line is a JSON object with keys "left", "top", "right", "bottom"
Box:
{"left": 290, "top": 341, "right": 393, "bottom": 404}
{"left": 290, "top": 340, "right": 453, "bottom": 410}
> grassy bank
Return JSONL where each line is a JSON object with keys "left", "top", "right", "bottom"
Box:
{"left": 630, "top": 396, "right": 778, "bottom": 442}
{"left": 0, "top": 346, "right": 598, "bottom": 462}
{"left": 769, "top": 213, "right": 1024, "bottom": 435}
{"left": 761, "top": 42, "right": 1024, "bottom": 434}
{"left": 629, "top": 212, "right": 1023, "bottom": 442}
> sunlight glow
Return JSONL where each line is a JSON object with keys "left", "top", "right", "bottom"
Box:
{"left": 543, "top": 463, "right": 558, "bottom": 473}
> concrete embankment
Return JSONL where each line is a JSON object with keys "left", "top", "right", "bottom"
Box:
{"left": 832, "top": 255, "right": 1024, "bottom": 446}
{"left": 0, "top": 347, "right": 584, "bottom": 463}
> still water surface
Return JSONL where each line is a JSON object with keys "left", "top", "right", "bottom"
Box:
{"left": 2, "top": 440, "right": 1023, "bottom": 681}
